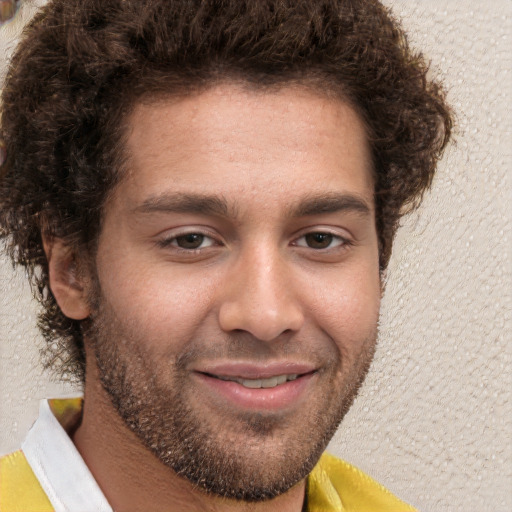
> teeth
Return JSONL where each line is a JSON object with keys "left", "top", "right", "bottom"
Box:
{"left": 275, "top": 375, "right": 287, "bottom": 385}
{"left": 216, "top": 374, "right": 300, "bottom": 389}
{"left": 242, "top": 379, "right": 263, "bottom": 388}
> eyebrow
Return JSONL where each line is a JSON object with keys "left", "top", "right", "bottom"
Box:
{"left": 133, "top": 193, "right": 234, "bottom": 217}
{"left": 289, "top": 192, "right": 372, "bottom": 218}
{"left": 133, "top": 192, "right": 371, "bottom": 219}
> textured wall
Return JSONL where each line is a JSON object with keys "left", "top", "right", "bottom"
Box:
{"left": 1, "top": 1, "right": 511, "bottom": 511}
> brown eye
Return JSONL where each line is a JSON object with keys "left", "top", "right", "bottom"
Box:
{"left": 304, "top": 233, "right": 334, "bottom": 249}
{"left": 175, "top": 234, "right": 205, "bottom": 249}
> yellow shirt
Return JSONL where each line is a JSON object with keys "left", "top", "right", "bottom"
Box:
{"left": 0, "top": 399, "right": 416, "bottom": 511}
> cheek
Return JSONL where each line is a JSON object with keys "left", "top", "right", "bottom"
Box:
{"left": 95, "top": 259, "right": 220, "bottom": 350}
{"left": 307, "top": 267, "right": 381, "bottom": 347}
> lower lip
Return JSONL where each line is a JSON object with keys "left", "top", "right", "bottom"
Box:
{"left": 194, "top": 372, "right": 315, "bottom": 411}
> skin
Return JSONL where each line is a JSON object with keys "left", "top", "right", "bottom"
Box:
{"left": 46, "top": 84, "right": 381, "bottom": 512}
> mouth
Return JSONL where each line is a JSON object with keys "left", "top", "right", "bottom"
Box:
{"left": 193, "top": 365, "right": 317, "bottom": 411}
{"left": 203, "top": 372, "right": 301, "bottom": 389}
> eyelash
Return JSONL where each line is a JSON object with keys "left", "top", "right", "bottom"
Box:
{"left": 293, "top": 232, "right": 352, "bottom": 251}
{"left": 157, "top": 230, "right": 352, "bottom": 252}
{"left": 157, "top": 232, "right": 219, "bottom": 251}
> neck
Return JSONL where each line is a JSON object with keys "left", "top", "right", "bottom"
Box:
{"left": 72, "top": 362, "right": 306, "bottom": 512}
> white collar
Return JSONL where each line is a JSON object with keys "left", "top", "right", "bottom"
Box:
{"left": 22, "top": 398, "right": 112, "bottom": 512}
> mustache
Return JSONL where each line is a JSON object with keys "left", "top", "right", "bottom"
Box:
{"left": 172, "top": 331, "right": 340, "bottom": 371}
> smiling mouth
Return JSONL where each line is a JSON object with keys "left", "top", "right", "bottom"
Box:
{"left": 195, "top": 369, "right": 316, "bottom": 410}
{"left": 202, "top": 373, "right": 307, "bottom": 389}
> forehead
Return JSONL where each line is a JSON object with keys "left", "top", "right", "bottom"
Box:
{"left": 117, "top": 83, "right": 374, "bottom": 216}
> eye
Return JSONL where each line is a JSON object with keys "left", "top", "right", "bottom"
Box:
{"left": 159, "top": 233, "right": 217, "bottom": 250}
{"left": 294, "top": 232, "right": 346, "bottom": 250}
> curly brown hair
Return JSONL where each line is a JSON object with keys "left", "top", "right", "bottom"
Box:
{"left": 0, "top": 0, "right": 452, "bottom": 381}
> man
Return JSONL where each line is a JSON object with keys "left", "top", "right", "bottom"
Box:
{"left": 0, "top": 0, "right": 452, "bottom": 510}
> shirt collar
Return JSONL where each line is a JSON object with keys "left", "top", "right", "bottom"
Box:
{"left": 22, "top": 398, "right": 112, "bottom": 512}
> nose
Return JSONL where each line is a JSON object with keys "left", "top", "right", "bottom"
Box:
{"left": 218, "top": 246, "right": 304, "bottom": 341}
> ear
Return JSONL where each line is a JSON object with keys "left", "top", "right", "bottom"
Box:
{"left": 43, "top": 236, "right": 91, "bottom": 320}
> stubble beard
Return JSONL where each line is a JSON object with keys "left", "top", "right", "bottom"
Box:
{"left": 84, "top": 294, "right": 377, "bottom": 502}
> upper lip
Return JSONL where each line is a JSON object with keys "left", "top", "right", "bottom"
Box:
{"left": 194, "top": 362, "right": 317, "bottom": 380}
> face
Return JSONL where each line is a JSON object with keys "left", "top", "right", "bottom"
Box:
{"left": 85, "top": 84, "right": 381, "bottom": 500}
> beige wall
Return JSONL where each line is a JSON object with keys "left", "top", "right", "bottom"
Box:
{"left": 1, "top": 1, "right": 510, "bottom": 510}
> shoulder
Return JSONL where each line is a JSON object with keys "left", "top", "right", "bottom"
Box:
{"left": 307, "top": 452, "right": 417, "bottom": 512}
{"left": 0, "top": 450, "right": 54, "bottom": 512}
